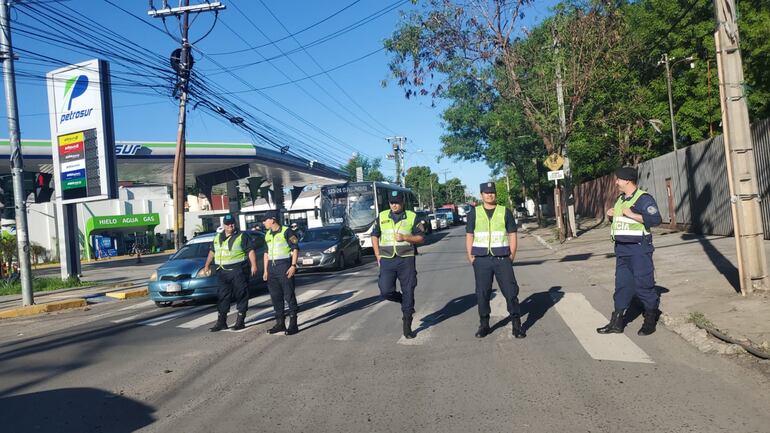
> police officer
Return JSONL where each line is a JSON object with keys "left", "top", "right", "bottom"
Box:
{"left": 466, "top": 182, "right": 525, "bottom": 339}
{"left": 262, "top": 211, "right": 301, "bottom": 336}
{"left": 203, "top": 214, "right": 258, "bottom": 332}
{"left": 372, "top": 190, "right": 424, "bottom": 339}
{"left": 597, "top": 166, "right": 663, "bottom": 336}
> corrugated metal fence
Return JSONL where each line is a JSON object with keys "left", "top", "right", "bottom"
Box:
{"left": 574, "top": 118, "right": 770, "bottom": 239}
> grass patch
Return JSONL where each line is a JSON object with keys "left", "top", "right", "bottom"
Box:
{"left": 688, "top": 311, "right": 715, "bottom": 329}
{"left": 0, "top": 277, "right": 95, "bottom": 296}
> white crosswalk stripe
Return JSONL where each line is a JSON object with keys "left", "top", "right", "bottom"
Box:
{"left": 135, "top": 305, "right": 212, "bottom": 327}
{"left": 553, "top": 292, "right": 654, "bottom": 364}
{"left": 329, "top": 300, "right": 387, "bottom": 341}
{"left": 230, "top": 289, "right": 326, "bottom": 332}
{"left": 297, "top": 290, "right": 361, "bottom": 330}
{"left": 397, "top": 301, "right": 442, "bottom": 346}
{"left": 490, "top": 291, "right": 508, "bottom": 319}
{"left": 176, "top": 294, "right": 272, "bottom": 329}
{"left": 118, "top": 300, "right": 154, "bottom": 311}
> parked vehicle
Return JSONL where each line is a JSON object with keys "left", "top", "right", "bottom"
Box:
{"left": 148, "top": 231, "right": 266, "bottom": 307}
{"left": 435, "top": 213, "right": 449, "bottom": 229}
{"left": 435, "top": 207, "right": 456, "bottom": 226}
{"left": 427, "top": 213, "right": 439, "bottom": 231}
{"left": 415, "top": 210, "right": 433, "bottom": 235}
{"left": 296, "top": 225, "right": 362, "bottom": 271}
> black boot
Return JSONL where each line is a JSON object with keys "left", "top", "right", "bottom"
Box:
{"left": 475, "top": 316, "right": 490, "bottom": 338}
{"left": 285, "top": 313, "right": 299, "bottom": 335}
{"left": 596, "top": 311, "right": 625, "bottom": 334}
{"left": 638, "top": 309, "right": 658, "bottom": 336}
{"left": 511, "top": 315, "right": 526, "bottom": 339}
{"left": 267, "top": 316, "right": 286, "bottom": 334}
{"left": 232, "top": 312, "right": 246, "bottom": 330}
{"left": 402, "top": 315, "right": 416, "bottom": 339}
{"left": 209, "top": 315, "right": 228, "bottom": 332}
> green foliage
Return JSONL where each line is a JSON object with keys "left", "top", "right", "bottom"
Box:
{"left": 0, "top": 276, "right": 93, "bottom": 296}
{"left": 404, "top": 165, "right": 468, "bottom": 208}
{"left": 341, "top": 155, "right": 388, "bottom": 182}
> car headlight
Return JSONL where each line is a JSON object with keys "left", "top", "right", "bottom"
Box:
{"left": 323, "top": 245, "right": 337, "bottom": 254}
{"left": 149, "top": 271, "right": 157, "bottom": 282}
{"left": 194, "top": 268, "right": 212, "bottom": 278}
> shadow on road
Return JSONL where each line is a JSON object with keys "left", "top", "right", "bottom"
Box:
{"left": 414, "top": 293, "right": 476, "bottom": 335}
{"left": 0, "top": 388, "right": 156, "bottom": 432}
{"left": 623, "top": 285, "right": 670, "bottom": 326}
{"left": 506, "top": 286, "right": 564, "bottom": 332}
{"left": 300, "top": 295, "right": 382, "bottom": 332}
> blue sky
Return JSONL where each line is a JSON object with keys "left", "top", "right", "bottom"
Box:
{"left": 0, "top": 0, "right": 558, "bottom": 193}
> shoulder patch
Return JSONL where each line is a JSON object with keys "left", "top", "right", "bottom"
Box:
{"left": 289, "top": 236, "right": 298, "bottom": 243}
{"left": 646, "top": 205, "right": 658, "bottom": 215}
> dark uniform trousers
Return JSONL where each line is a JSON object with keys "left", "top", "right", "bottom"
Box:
{"left": 473, "top": 255, "right": 521, "bottom": 318}
{"left": 614, "top": 247, "right": 658, "bottom": 312}
{"left": 267, "top": 260, "right": 298, "bottom": 318}
{"left": 378, "top": 256, "right": 417, "bottom": 315}
{"left": 216, "top": 262, "right": 249, "bottom": 316}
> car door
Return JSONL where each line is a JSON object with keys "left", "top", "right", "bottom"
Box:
{"left": 341, "top": 228, "right": 354, "bottom": 261}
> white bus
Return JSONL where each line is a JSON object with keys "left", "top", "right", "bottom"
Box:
{"left": 320, "top": 182, "right": 417, "bottom": 249}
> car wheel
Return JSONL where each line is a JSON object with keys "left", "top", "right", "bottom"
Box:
{"left": 337, "top": 253, "right": 346, "bottom": 271}
{"left": 155, "top": 301, "right": 172, "bottom": 308}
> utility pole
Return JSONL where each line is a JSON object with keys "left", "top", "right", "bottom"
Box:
{"left": 386, "top": 136, "right": 406, "bottom": 187}
{"left": 439, "top": 169, "right": 452, "bottom": 203}
{"left": 552, "top": 24, "right": 576, "bottom": 241}
{"left": 149, "top": 1, "right": 224, "bottom": 250}
{"left": 713, "top": 0, "right": 769, "bottom": 294}
{"left": 0, "top": 1, "right": 33, "bottom": 306}
{"left": 429, "top": 176, "right": 435, "bottom": 212}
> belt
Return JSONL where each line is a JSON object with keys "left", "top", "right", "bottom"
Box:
{"left": 217, "top": 262, "right": 248, "bottom": 271}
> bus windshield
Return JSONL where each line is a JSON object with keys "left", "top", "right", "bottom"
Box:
{"left": 321, "top": 184, "right": 376, "bottom": 231}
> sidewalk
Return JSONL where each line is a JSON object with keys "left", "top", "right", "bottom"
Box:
{"left": 523, "top": 218, "right": 770, "bottom": 358}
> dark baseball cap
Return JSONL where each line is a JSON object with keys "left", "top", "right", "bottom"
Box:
{"left": 222, "top": 214, "right": 236, "bottom": 225}
{"left": 480, "top": 182, "right": 497, "bottom": 193}
{"left": 388, "top": 190, "right": 404, "bottom": 204}
{"left": 615, "top": 166, "right": 638, "bottom": 182}
{"left": 262, "top": 210, "right": 279, "bottom": 221}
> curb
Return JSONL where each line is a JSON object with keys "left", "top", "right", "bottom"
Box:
{"left": 105, "top": 287, "right": 148, "bottom": 300}
{"left": 0, "top": 298, "right": 87, "bottom": 319}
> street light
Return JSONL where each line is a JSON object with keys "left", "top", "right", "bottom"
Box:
{"left": 658, "top": 54, "right": 695, "bottom": 151}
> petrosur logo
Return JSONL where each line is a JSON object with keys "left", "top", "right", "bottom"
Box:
{"left": 59, "top": 74, "right": 93, "bottom": 124}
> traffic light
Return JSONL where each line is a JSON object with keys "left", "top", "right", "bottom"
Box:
{"left": 33, "top": 172, "right": 53, "bottom": 203}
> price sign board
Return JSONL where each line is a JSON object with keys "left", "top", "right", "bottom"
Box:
{"left": 47, "top": 59, "right": 117, "bottom": 204}
{"left": 547, "top": 170, "right": 565, "bottom": 181}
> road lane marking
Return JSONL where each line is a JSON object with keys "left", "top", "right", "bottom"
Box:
{"left": 176, "top": 294, "right": 272, "bottom": 329}
{"left": 553, "top": 292, "right": 654, "bottom": 364}
{"left": 297, "top": 290, "right": 361, "bottom": 330}
{"left": 134, "top": 305, "right": 212, "bottom": 326}
{"left": 490, "top": 291, "right": 508, "bottom": 319}
{"left": 329, "top": 301, "right": 387, "bottom": 341}
{"left": 231, "top": 289, "right": 326, "bottom": 332}
{"left": 118, "top": 300, "right": 154, "bottom": 311}
{"left": 397, "top": 301, "right": 442, "bottom": 346}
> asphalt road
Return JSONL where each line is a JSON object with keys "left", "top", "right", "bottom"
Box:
{"left": 1, "top": 226, "right": 769, "bottom": 433}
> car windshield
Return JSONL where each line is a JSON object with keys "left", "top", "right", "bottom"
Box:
{"left": 301, "top": 228, "right": 340, "bottom": 242}
{"left": 171, "top": 241, "right": 211, "bottom": 260}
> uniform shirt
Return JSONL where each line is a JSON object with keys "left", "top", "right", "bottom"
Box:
{"left": 465, "top": 206, "right": 518, "bottom": 234}
{"left": 371, "top": 210, "right": 425, "bottom": 237}
{"left": 614, "top": 189, "right": 662, "bottom": 256}
{"left": 209, "top": 230, "right": 255, "bottom": 264}
{"left": 265, "top": 226, "right": 300, "bottom": 251}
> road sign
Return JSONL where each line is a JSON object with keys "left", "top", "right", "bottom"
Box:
{"left": 547, "top": 170, "right": 565, "bottom": 181}
{"left": 543, "top": 153, "right": 564, "bottom": 171}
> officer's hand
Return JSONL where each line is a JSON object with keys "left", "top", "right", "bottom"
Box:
{"left": 376, "top": 256, "right": 381, "bottom": 266}
{"left": 202, "top": 266, "right": 210, "bottom": 277}
{"left": 467, "top": 255, "right": 475, "bottom": 265}
{"left": 262, "top": 271, "right": 268, "bottom": 281}
{"left": 250, "top": 265, "right": 258, "bottom": 277}
{"left": 621, "top": 207, "right": 635, "bottom": 218}
{"left": 286, "top": 265, "right": 296, "bottom": 278}
{"left": 394, "top": 233, "right": 405, "bottom": 242}
{"left": 606, "top": 208, "right": 614, "bottom": 217}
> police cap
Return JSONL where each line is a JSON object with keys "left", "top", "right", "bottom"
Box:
{"left": 480, "top": 182, "right": 497, "bottom": 193}
{"left": 388, "top": 190, "right": 404, "bottom": 204}
{"left": 222, "top": 214, "right": 236, "bottom": 225}
{"left": 262, "top": 210, "right": 279, "bottom": 221}
{"left": 615, "top": 166, "right": 638, "bottom": 182}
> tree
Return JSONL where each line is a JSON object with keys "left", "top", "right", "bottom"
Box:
{"left": 404, "top": 166, "right": 439, "bottom": 209}
{"left": 342, "top": 155, "right": 388, "bottom": 182}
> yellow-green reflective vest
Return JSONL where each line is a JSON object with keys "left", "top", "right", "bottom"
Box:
{"left": 611, "top": 189, "right": 651, "bottom": 243}
{"left": 265, "top": 226, "right": 292, "bottom": 261}
{"left": 378, "top": 210, "right": 416, "bottom": 258}
{"left": 213, "top": 232, "right": 246, "bottom": 266}
{"left": 472, "top": 205, "right": 510, "bottom": 256}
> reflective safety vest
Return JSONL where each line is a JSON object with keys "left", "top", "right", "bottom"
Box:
{"left": 213, "top": 232, "right": 247, "bottom": 267}
{"left": 378, "top": 210, "right": 416, "bottom": 258}
{"left": 611, "top": 189, "right": 651, "bottom": 243}
{"left": 472, "top": 205, "right": 510, "bottom": 257}
{"left": 265, "top": 226, "right": 292, "bottom": 261}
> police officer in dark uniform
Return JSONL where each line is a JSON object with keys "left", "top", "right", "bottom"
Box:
{"left": 597, "top": 166, "right": 663, "bottom": 336}
{"left": 466, "top": 182, "right": 525, "bottom": 339}
{"left": 203, "top": 214, "right": 259, "bottom": 332}
{"left": 262, "top": 211, "right": 301, "bottom": 335}
{"left": 372, "top": 190, "right": 424, "bottom": 339}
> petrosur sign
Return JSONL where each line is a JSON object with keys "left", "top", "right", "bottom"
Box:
{"left": 46, "top": 59, "right": 118, "bottom": 204}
